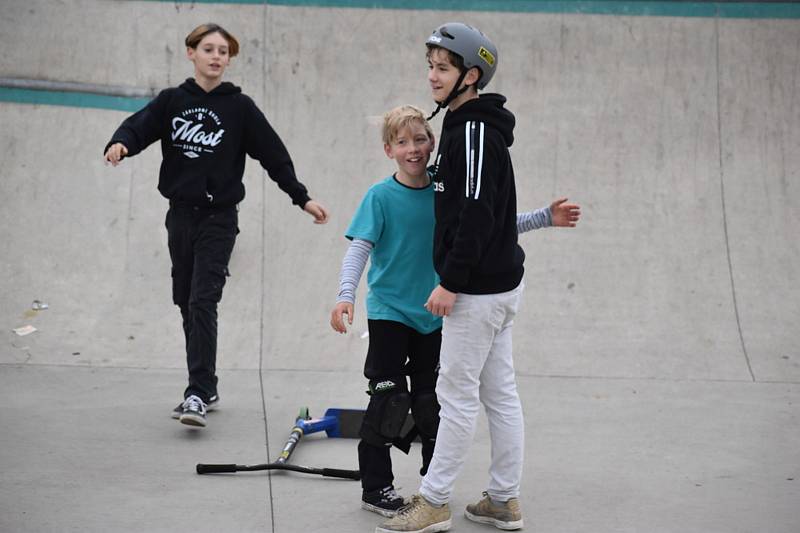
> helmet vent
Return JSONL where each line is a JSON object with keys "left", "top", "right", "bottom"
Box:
{"left": 440, "top": 27, "right": 455, "bottom": 40}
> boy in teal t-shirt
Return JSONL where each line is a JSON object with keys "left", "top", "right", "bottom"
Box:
{"left": 330, "top": 105, "right": 575, "bottom": 520}
{"left": 331, "top": 105, "right": 443, "bottom": 518}
{"left": 346, "top": 175, "right": 441, "bottom": 335}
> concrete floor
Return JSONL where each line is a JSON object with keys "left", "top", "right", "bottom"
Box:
{"left": 1, "top": 2, "right": 798, "bottom": 532}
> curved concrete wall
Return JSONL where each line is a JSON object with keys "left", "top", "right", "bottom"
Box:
{"left": 1, "top": 2, "right": 798, "bottom": 380}
{"left": 2, "top": 3, "right": 799, "bottom": 533}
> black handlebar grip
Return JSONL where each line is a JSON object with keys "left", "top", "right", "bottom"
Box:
{"left": 322, "top": 468, "right": 361, "bottom": 480}
{"left": 196, "top": 463, "right": 237, "bottom": 474}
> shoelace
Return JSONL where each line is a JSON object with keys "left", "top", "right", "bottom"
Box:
{"left": 380, "top": 486, "right": 402, "bottom": 502}
{"left": 183, "top": 395, "right": 206, "bottom": 413}
{"left": 397, "top": 495, "right": 427, "bottom": 518}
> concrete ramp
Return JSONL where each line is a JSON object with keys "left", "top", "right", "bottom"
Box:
{"left": 1, "top": 2, "right": 798, "bottom": 532}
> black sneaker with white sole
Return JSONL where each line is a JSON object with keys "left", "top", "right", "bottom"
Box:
{"left": 362, "top": 485, "right": 407, "bottom": 517}
{"left": 172, "top": 394, "right": 219, "bottom": 419}
{"left": 178, "top": 395, "right": 207, "bottom": 427}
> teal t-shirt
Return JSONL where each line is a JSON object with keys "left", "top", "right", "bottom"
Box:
{"left": 346, "top": 176, "right": 442, "bottom": 334}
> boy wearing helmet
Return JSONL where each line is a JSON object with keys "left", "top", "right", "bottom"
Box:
{"left": 377, "top": 22, "right": 579, "bottom": 533}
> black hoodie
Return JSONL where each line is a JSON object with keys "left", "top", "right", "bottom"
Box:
{"left": 431, "top": 93, "right": 525, "bottom": 294}
{"left": 104, "top": 78, "right": 310, "bottom": 209}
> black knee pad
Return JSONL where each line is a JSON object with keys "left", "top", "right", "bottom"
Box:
{"left": 360, "top": 378, "right": 411, "bottom": 447}
{"left": 411, "top": 392, "right": 440, "bottom": 440}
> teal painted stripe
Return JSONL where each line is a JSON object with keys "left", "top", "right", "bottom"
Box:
{"left": 142, "top": 0, "right": 800, "bottom": 19}
{"left": 0, "top": 87, "right": 149, "bottom": 112}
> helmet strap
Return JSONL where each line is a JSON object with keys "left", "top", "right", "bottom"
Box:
{"left": 427, "top": 69, "right": 471, "bottom": 120}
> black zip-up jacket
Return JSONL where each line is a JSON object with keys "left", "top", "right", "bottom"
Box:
{"left": 431, "top": 93, "right": 525, "bottom": 294}
{"left": 104, "top": 78, "right": 310, "bottom": 209}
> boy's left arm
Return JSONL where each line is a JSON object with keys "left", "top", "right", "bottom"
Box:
{"left": 244, "top": 97, "right": 328, "bottom": 223}
{"left": 517, "top": 198, "right": 580, "bottom": 233}
{"left": 549, "top": 198, "right": 580, "bottom": 227}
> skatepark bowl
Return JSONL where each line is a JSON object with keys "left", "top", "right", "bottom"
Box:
{"left": 1, "top": 1, "right": 798, "bottom": 532}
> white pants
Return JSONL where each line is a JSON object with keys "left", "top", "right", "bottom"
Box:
{"left": 420, "top": 283, "right": 525, "bottom": 505}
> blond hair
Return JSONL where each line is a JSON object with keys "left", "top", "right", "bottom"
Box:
{"left": 382, "top": 105, "right": 434, "bottom": 145}
{"left": 185, "top": 23, "right": 240, "bottom": 57}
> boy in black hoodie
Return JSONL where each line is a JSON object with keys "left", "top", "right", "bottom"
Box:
{"left": 378, "top": 23, "right": 579, "bottom": 533}
{"left": 104, "top": 23, "right": 329, "bottom": 428}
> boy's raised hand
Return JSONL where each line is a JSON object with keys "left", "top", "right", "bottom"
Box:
{"left": 304, "top": 200, "right": 330, "bottom": 224}
{"left": 104, "top": 143, "right": 128, "bottom": 166}
{"left": 550, "top": 197, "right": 581, "bottom": 227}
{"left": 330, "top": 301, "right": 354, "bottom": 334}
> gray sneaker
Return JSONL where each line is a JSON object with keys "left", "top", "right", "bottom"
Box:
{"left": 178, "top": 395, "right": 207, "bottom": 427}
{"left": 376, "top": 494, "right": 451, "bottom": 532}
{"left": 464, "top": 492, "right": 523, "bottom": 530}
{"left": 171, "top": 394, "right": 219, "bottom": 419}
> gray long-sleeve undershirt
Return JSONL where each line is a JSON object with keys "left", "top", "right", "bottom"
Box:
{"left": 336, "top": 206, "right": 552, "bottom": 304}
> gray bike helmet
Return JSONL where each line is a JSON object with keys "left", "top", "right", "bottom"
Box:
{"left": 426, "top": 22, "right": 498, "bottom": 90}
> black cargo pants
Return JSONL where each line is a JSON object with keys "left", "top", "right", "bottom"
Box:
{"left": 166, "top": 203, "right": 238, "bottom": 403}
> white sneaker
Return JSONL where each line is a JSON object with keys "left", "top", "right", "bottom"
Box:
{"left": 178, "top": 395, "right": 207, "bottom": 427}
{"left": 171, "top": 394, "right": 218, "bottom": 419}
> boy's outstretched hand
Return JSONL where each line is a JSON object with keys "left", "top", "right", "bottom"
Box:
{"left": 104, "top": 143, "right": 128, "bottom": 166}
{"left": 551, "top": 198, "right": 581, "bottom": 227}
{"left": 304, "top": 200, "right": 330, "bottom": 224}
{"left": 330, "top": 302, "right": 354, "bottom": 334}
